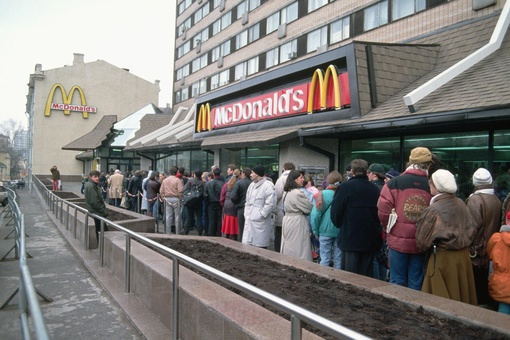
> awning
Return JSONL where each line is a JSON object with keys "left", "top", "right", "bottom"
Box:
{"left": 201, "top": 126, "right": 299, "bottom": 149}
{"left": 62, "top": 115, "right": 117, "bottom": 151}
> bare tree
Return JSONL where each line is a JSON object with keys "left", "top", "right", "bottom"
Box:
{"left": 0, "top": 119, "right": 26, "bottom": 180}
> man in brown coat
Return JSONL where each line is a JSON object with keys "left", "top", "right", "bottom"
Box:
{"left": 465, "top": 168, "right": 502, "bottom": 307}
{"left": 108, "top": 169, "right": 124, "bottom": 207}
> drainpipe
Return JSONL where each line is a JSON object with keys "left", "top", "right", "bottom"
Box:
{"left": 299, "top": 136, "right": 335, "bottom": 173}
{"left": 403, "top": 1, "right": 510, "bottom": 113}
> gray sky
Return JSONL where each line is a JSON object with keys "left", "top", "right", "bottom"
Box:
{"left": 0, "top": 0, "right": 175, "bottom": 128}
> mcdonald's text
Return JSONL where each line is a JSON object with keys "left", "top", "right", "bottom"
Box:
{"left": 50, "top": 103, "right": 97, "bottom": 113}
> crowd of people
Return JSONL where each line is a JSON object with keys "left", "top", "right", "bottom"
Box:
{"left": 81, "top": 149, "right": 510, "bottom": 315}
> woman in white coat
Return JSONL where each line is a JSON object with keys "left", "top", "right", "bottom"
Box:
{"left": 281, "top": 170, "right": 314, "bottom": 261}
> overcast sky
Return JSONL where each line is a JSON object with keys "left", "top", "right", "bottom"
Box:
{"left": 0, "top": 0, "right": 175, "bottom": 128}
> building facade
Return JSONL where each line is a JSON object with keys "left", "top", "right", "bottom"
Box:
{"left": 26, "top": 53, "right": 160, "bottom": 180}
{"left": 131, "top": 1, "right": 510, "bottom": 199}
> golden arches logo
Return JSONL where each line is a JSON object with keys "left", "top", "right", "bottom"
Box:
{"left": 45, "top": 84, "right": 95, "bottom": 119}
{"left": 307, "top": 65, "right": 342, "bottom": 114}
{"left": 196, "top": 103, "right": 211, "bottom": 132}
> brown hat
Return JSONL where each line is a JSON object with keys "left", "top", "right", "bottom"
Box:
{"left": 409, "top": 147, "right": 432, "bottom": 164}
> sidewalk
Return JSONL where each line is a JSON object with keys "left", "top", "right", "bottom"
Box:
{"left": 0, "top": 186, "right": 144, "bottom": 339}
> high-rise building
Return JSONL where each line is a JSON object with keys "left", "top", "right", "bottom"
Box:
{"left": 128, "top": 0, "right": 510, "bottom": 199}
{"left": 13, "top": 130, "right": 28, "bottom": 151}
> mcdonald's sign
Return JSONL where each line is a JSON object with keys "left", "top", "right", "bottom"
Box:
{"left": 195, "top": 65, "right": 350, "bottom": 132}
{"left": 44, "top": 83, "right": 97, "bottom": 119}
{"left": 308, "top": 65, "right": 350, "bottom": 114}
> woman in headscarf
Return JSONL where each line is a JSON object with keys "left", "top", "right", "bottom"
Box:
{"left": 280, "top": 170, "right": 313, "bottom": 261}
{"left": 415, "top": 169, "right": 478, "bottom": 304}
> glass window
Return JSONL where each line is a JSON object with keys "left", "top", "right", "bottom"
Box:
{"left": 364, "top": 0, "right": 388, "bottom": 31}
{"left": 212, "top": 19, "right": 221, "bottom": 35}
{"left": 308, "top": 0, "right": 328, "bottom": 13}
{"left": 392, "top": 0, "right": 426, "bottom": 20}
{"left": 266, "top": 12, "right": 279, "bottom": 34}
{"left": 210, "top": 74, "right": 219, "bottom": 90}
{"left": 199, "top": 78, "right": 207, "bottom": 94}
{"left": 211, "top": 45, "right": 220, "bottom": 62}
{"left": 235, "top": 63, "right": 246, "bottom": 81}
{"left": 194, "top": 4, "right": 210, "bottom": 24}
{"left": 307, "top": 26, "right": 328, "bottom": 53}
{"left": 175, "top": 90, "right": 182, "bottom": 103}
{"left": 282, "top": 2, "right": 298, "bottom": 24}
{"left": 330, "top": 16, "right": 350, "bottom": 44}
{"left": 192, "top": 58, "right": 201, "bottom": 73}
{"left": 247, "top": 56, "right": 258, "bottom": 75}
{"left": 212, "top": 0, "right": 221, "bottom": 9}
{"left": 219, "top": 69, "right": 230, "bottom": 86}
{"left": 178, "top": 0, "right": 192, "bottom": 15}
{"left": 176, "top": 65, "right": 189, "bottom": 81}
{"left": 192, "top": 81, "right": 200, "bottom": 97}
{"left": 266, "top": 47, "right": 279, "bottom": 69}
{"left": 236, "top": 30, "right": 248, "bottom": 49}
{"left": 250, "top": 0, "right": 261, "bottom": 10}
{"left": 221, "top": 12, "right": 232, "bottom": 30}
{"left": 494, "top": 130, "right": 510, "bottom": 200}
{"left": 220, "top": 145, "right": 279, "bottom": 178}
{"left": 237, "top": 0, "right": 248, "bottom": 19}
{"left": 280, "top": 39, "right": 297, "bottom": 63}
{"left": 190, "top": 149, "right": 213, "bottom": 172}
{"left": 177, "top": 17, "right": 192, "bottom": 37}
{"left": 181, "top": 87, "right": 189, "bottom": 101}
{"left": 248, "top": 23, "right": 260, "bottom": 43}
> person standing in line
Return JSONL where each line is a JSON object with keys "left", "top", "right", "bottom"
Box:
{"left": 465, "top": 168, "right": 502, "bottom": 307}
{"left": 243, "top": 166, "right": 276, "bottom": 248}
{"left": 415, "top": 169, "right": 477, "bottom": 304}
{"left": 273, "top": 162, "right": 295, "bottom": 252}
{"left": 331, "top": 159, "right": 382, "bottom": 277}
{"left": 108, "top": 169, "right": 124, "bottom": 207}
{"left": 84, "top": 170, "right": 108, "bottom": 242}
{"left": 231, "top": 167, "right": 252, "bottom": 242}
{"left": 220, "top": 169, "right": 240, "bottom": 239}
{"left": 311, "top": 171, "right": 343, "bottom": 269}
{"left": 225, "top": 164, "right": 237, "bottom": 182}
{"left": 204, "top": 167, "right": 224, "bottom": 236}
{"left": 127, "top": 170, "right": 143, "bottom": 213}
{"left": 487, "top": 211, "right": 510, "bottom": 315}
{"left": 378, "top": 147, "right": 433, "bottom": 290}
{"left": 182, "top": 170, "right": 204, "bottom": 235}
{"left": 368, "top": 163, "right": 388, "bottom": 281}
{"left": 141, "top": 170, "right": 151, "bottom": 215}
{"left": 50, "top": 165, "right": 60, "bottom": 191}
{"left": 280, "top": 170, "right": 314, "bottom": 260}
{"left": 80, "top": 174, "right": 87, "bottom": 194}
{"left": 99, "top": 171, "right": 108, "bottom": 200}
{"left": 159, "top": 167, "right": 183, "bottom": 234}
{"left": 146, "top": 171, "right": 160, "bottom": 218}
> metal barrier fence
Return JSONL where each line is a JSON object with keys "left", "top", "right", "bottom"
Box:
{"left": 0, "top": 186, "right": 51, "bottom": 340}
{"left": 32, "top": 176, "right": 370, "bottom": 340}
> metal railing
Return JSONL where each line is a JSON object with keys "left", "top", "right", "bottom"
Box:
{"left": 0, "top": 186, "right": 51, "bottom": 340}
{"left": 32, "top": 176, "right": 370, "bottom": 340}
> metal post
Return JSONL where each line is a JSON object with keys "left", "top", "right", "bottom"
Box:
{"left": 175, "top": 200, "right": 181, "bottom": 236}
{"left": 172, "top": 257, "right": 179, "bottom": 340}
{"left": 99, "top": 220, "right": 105, "bottom": 267}
{"left": 73, "top": 207, "right": 78, "bottom": 239}
{"left": 125, "top": 234, "right": 131, "bottom": 293}
{"left": 137, "top": 191, "right": 140, "bottom": 213}
{"left": 290, "top": 315, "right": 302, "bottom": 340}
{"left": 59, "top": 199, "right": 64, "bottom": 223}
{"left": 84, "top": 213, "right": 89, "bottom": 251}
{"left": 65, "top": 204, "right": 70, "bottom": 230}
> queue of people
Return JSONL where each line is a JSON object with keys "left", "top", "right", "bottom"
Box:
{"left": 81, "top": 150, "right": 510, "bottom": 315}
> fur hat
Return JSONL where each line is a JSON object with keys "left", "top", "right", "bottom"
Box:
{"left": 252, "top": 165, "right": 265, "bottom": 177}
{"left": 385, "top": 168, "right": 401, "bottom": 179}
{"left": 431, "top": 169, "right": 457, "bottom": 194}
{"left": 409, "top": 147, "right": 432, "bottom": 164}
{"left": 368, "top": 163, "right": 385, "bottom": 175}
{"left": 472, "top": 168, "right": 492, "bottom": 186}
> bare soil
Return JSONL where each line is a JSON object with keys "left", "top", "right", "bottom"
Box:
{"left": 153, "top": 239, "right": 506, "bottom": 340}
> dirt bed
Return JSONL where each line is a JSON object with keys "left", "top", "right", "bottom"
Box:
{"left": 153, "top": 239, "right": 506, "bottom": 339}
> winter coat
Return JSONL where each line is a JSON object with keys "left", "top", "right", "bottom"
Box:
{"left": 128, "top": 175, "right": 143, "bottom": 195}
{"left": 310, "top": 189, "right": 339, "bottom": 238}
{"left": 273, "top": 170, "right": 291, "bottom": 226}
{"left": 281, "top": 189, "right": 313, "bottom": 261}
{"left": 221, "top": 183, "right": 237, "bottom": 217}
{"left": 108, "top": 173, "right": 124, "bottom": 199}
{"left": 141, "top": 171, "right": 152, "bottom": 211}
{"left": 243, "top": 177, "right": 276, "bottom": 247}
{"left": 487, "top": 225, "right": 510, "bottom": 304}
{"left": 465, "top": 188, "right": 502, "bottom": 268}
{"left": 231, "top": 177, "right": 251, "bottom": 209}
{"left": 416, "top": 193, "right": 478, "bottom": 304}
{"left": 204, "top": 177, "right": 224, "bottom": 203}
{"left": 147, "top": 179, "right": 161, "bottom": 200}
{"left": 378, "top": 169, "right": 432, "bottom": 254}
{"left": 331, "top": 175, "right": 382, "bottom": 253}
{"left": 84, "top": 181, "right": 108, "bottom": 218}
{"left": 160, "top": 175, "right": 183, "bottom": 199}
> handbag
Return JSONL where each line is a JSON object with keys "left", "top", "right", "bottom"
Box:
{"left": 183, "top": 184, "right": 202, "bottom": 207}
{"left": 120, "top": 195, "right": 127, "bottom": 209}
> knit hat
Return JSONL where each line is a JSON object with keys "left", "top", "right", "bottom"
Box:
{"left": 409, "top": 147, "right": 432, "bottom": 164}
{"left": 472, "top": 168, "right": 492, "bottom": 186}
{"left": 252, "top": 165, "right": 265, "bottom": 177}
{"left": 431, "top": 169, "right": 457, "bottom": 194}
{"left": 385, "top": 168, "right": 401, "bottom": 179}
{"left": 368, "top": 163, "right": 385, "bottom": 175}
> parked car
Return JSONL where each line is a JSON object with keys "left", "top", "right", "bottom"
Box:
{"left": 0, "top": 182, "right": 8, "bottom": 207}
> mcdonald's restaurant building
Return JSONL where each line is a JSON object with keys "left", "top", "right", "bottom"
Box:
{"left": 26, "top": 53, "right": 160, "bottom": 180}
{"left": 191, "top": 11, "right": 510, "bottom": 199}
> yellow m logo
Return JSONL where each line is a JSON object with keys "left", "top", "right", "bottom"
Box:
{"left": 307, "top": 65, "right": 342, "bottom": 114}
{"left": 45, "top": 84, "right": 90, "bottom": 118}
{"left": 196, "top": 103, "right": 211, "bottom": 132}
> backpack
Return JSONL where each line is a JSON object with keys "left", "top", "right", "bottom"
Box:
{"left": 183, "top": 183, "right": 203, "bottom": 207}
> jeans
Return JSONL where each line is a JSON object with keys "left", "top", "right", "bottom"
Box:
{"left": 389, "top": 248, "right": 425, "bottom": 290}
{"left": 185, "top": 205, "right": 203, "bottom": 235}
{"left": 319, "top": 236, "right": 341, "bottom": 269}
{"left": 207, "top": 202, "right": 222, "bottom": 236}
{"left": 237, "top": 207, "right": 245, "bottom": 242}
{"left": 373, "top": 259, "right": 388, "bottom": 281}
{"left": 164, "top": 197, "right": 180, "bottom": 234}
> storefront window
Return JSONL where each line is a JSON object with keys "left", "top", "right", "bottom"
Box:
{"left": 492, "top": 130, "right": 510, "bottom": 200}
{"left": 341, "top": 137, "right": 401, "bottom": 175}
{"left": 220, "top": 145, "right": 279, "bottom": 181}
{"left": 156, "top": 150, "right": 213, "bottom": 175}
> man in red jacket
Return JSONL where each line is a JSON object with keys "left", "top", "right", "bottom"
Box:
{"left": 377, "top": 147, "right": 433, "bottom": 290}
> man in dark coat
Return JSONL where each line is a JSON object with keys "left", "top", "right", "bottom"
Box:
{"left": 231, "top": 167, "right": 252, "bottom": 242}
{"left": 127, "top": 170, "right": 143, "bottom": 213}
{"left": 331, "top": 159, "right": 382, "bottom": 277}
{"left": 84, "top": 170, "right": 108, "bottom": 242}
{"left": 204, "top": 167, "right": 224, "bottom": 236}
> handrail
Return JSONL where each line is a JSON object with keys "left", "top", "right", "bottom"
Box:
{"left": 31, "top": 176, "right": 370, "bottom": 340}
{"left": 0, "top": 185, "right": 50, "bottom": 339}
